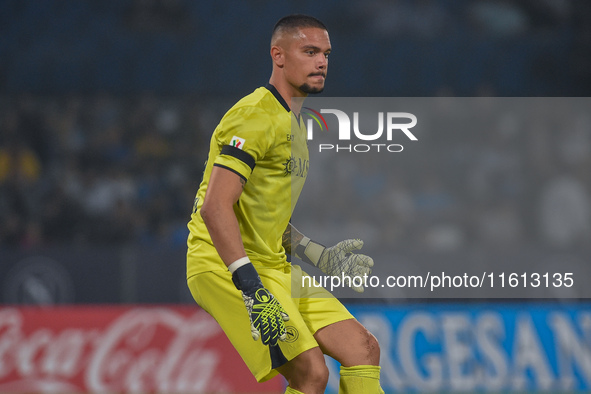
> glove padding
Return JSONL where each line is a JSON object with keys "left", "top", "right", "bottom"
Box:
{"left": 317, "top": 239, "right": 374, "bottom": 293}
{"left": 232, "top": 263, "right": 289, "bottom": 346}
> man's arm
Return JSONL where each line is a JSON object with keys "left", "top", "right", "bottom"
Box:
{"left": 200, "top": 165, "right": 247, "bottom": 267}
{"left": 282, "top": 222, "right": 305, "bottom": 256}
{"left": 282, "top": 222, "right": 325, "bottom": 268}
{"left": 201, "top": 165, "right": 289, "bottom": 346}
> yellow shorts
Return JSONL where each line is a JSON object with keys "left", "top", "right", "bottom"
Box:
{"left": 187, "top": 264, "right": 354, "bottom": 382}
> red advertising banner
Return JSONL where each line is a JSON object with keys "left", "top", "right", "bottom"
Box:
{"left": 0, "top": 306, "right": 284, "bottom": 393}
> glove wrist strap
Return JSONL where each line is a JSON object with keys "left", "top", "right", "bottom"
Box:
{"left": 228, "top": 256, "right": 250, "bottom": 273}
{"left": 295, "top": 236, "right": 326, "bottom": 266}
{"left": 231, "top": 262, "right": 263, "bottom": 293}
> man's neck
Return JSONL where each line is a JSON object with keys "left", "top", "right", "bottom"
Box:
{"left": 268, "top": 78, "right": 306, "bottom": 115}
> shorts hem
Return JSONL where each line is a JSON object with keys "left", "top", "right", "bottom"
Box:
{"left": 254, "top": 315, "right": 356, "bottom": 383}
{"left": 255, "top": 341, "right": 319, "bottom": 383}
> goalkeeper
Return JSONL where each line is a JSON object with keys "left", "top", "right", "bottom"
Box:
{"left": 186, "top": 14, "right": 384, "bottom": 394}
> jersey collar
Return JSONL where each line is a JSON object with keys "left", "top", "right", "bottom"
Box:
{"left": 265, "top": 83, "right": 291, "bottom": 113}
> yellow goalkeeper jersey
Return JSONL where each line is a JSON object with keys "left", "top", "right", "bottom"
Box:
{"left": 187, "top": 85, "right": 309, "bottom": 278}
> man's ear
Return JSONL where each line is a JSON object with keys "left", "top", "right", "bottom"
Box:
{"left": 270, "top": 45, "right": 285, "bottom": 68}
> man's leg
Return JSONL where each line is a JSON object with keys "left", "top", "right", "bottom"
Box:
{"left": 276, "top": 346, "right": 328, "bottom": 394}
{"left": 189, "top": 270, "right": 321, "bottom": 383}
{"left": 314, "top": 318, "right": 384, "bottom": 394}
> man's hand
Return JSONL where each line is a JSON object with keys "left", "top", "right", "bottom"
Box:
{"left": 296, "top": 238, "right": 374, "bottom": 293}
{"left": 232, "top": 262, "right": 289, "bottom": 346}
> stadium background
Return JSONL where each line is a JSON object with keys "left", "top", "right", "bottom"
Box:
{"left": 1, "top": 0, "right": 590, "bottom": 392}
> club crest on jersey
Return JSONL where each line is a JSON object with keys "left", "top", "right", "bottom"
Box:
{"left": 231, "top": 136, "right": 246, "bottom": 150}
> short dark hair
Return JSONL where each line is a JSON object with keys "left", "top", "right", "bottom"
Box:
{"left": 272, "top": 14, "right": 327, "bottom": 39}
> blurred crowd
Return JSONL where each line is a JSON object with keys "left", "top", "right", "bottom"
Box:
{"left": 299, "top": 96, "right": 591, "bottom": 254}
{"left": 2, "top": 94, "right": 589, "bottom": 254}
{"left": 0, "top": 94, "right": 218, "bottom": 248}
{"left": 1, "top": 0, "right": 590, "bottom": 252}
{"left": 353, "top": 0, "right": 577, "bottom": 39}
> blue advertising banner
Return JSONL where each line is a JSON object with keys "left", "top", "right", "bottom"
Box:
{"left": 325, "top": 303, "right": 591, "bottom": 393}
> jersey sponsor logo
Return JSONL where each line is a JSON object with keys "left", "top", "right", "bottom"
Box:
{"left": 283, "top": 155, "right": 309, "bottom": 178}
{"left": 231, "top": 136, "right": 245, "bottom": 150}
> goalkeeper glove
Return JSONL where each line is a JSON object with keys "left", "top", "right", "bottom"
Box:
{"left": 231, "top": 261, "right": 289, "bottom": 346}
{"left": 296, "top": 238, "right": 374, "bottom": 293}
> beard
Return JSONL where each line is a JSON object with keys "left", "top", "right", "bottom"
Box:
{"left": 299, "top": 82, "right": 324, "bottom": 95}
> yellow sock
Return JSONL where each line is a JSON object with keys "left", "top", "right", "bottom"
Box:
{"left": 284, "top": 386, "right": 304, "bottom": 394}
{"left": 339, "top": 365, "right": 384, "bottom": 394}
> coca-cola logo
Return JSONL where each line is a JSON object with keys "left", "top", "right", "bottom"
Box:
{"left": 0, "top": 307, "right": 246, "bottom": 393}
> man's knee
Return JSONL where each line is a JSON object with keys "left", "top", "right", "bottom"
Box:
{"left": 315, "top": 319, "right": 382, "bottom": 367}
{"left": 364, "top": 330, "right": 381, "bottom": 365}
{"left": 278, "top": 348, "right": 329, "bottom": 392}
{"left": 348, "top": 326, "right": 381, "bottom": 366}
{"left": 292, "top": 360, "right": 329, "bottom": 388}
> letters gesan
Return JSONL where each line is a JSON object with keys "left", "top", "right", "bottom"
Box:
{"left": 307, "top": 110, "right": 418, "bottom": 153}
